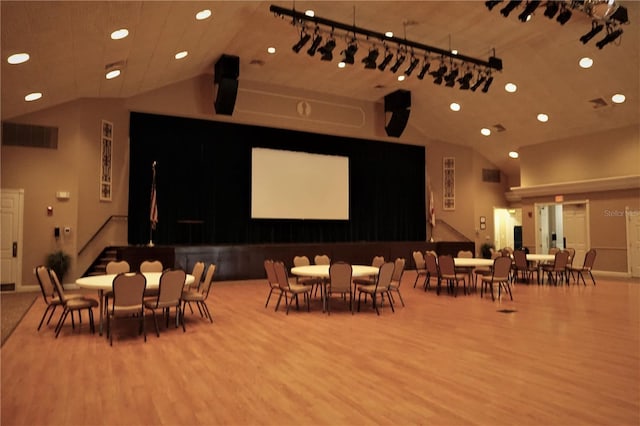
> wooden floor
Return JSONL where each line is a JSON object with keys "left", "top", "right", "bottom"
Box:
{"left": 2, "top": 273, "right": 639, "bottom": 425}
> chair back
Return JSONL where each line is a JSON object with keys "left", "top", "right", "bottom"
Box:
{"left": 198, "top": 264, "right": 216, "bottom": 300}
{"left": 140, "top": 259, "right": 163, "bottom": 273}
{"left": 112, "top": 273, "right": 146, "bottom": 313}
{"left": 513, "top": 249, "right": 528, "bottom": 269}
{"left": 412, "top": 251, "right": 425, "bottom": 270}
{"left": 273, "top": 261, "right": 291, "bottom": 291}
{"left": 437, "top": 255, "right": 456, "bottom": 276}
{"left": 374, "top": 262, "right": 395, "bottom": 291}
{"left": 582, "top": 249, "right": 597, "bottom": 270}
{"left": 329, "top": 262, "right": 352, "bottom": 294}
{"left": 457, "top": 250, "right": 473, "bottom": 258}
{"left": 190, "top": 261, "right": 205, "bottom": 289}
{"left": 106, "top": 260, "right": 130, "bottom": 275}
{"left": 314, "top": 254, "right": 331, "bottom": 265}
{"left": 492, "top": 256, "right": 512, "bottom": 281}
{"left": 156, "top": 269, "right": 186, "bottom": 306}
{"left": 548, "top": 247, "right": 560, "bottom": 255}
{"left": 371, "top": 255, "right": 385, "bottom": 268}
{"left": 391, "top": 258, "right": 405, "bottom": 283}
{"left": 293, "top": 255, "right": 311, "bottom": 267}
{"left": 49, "top": 269, "right": 69, "bottom": 304}
{"left": 563, "top": 249, "right": 575, "bottom": 268}
{"left": 425, "top": 252, "right": 439, "bottom": 275}
{"left": 264, "top": 259, "right": 278, "bottom": 287}
{"left": 552, "top": 251, "right": 569, "bottom": 271}
{"left": 35, "top": 265, "right": 56, "bottom": 302}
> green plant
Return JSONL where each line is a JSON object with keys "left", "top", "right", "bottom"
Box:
{"left": 46, "top": 250, "right": 71, "bottom": 282}
{"left": 480, "top": 243, "right": 494, "bottom": 259}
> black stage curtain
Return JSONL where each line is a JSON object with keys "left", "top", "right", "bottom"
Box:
{"left": 128, "top": 112, "right": 426, "bottom": 245}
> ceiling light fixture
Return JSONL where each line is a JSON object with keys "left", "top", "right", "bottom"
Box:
{"left": 307, "top": 29, "right": 323, "bottom": 56}
{"left": 611, "top": 93, "right": 625, "bottom": 103}
{"left": 579, "top": 57, "right": 593, "bottom": 68}
{"left": 457, "top": 71, "right": 473, "bottom": 90}
{"left": 444, "top": 66, "right": 459, "bottom": 87}
{"left": 417, "top": 58, "right": 431, "bottom": 80}
{"left": 500, "top": 1, "right": 523, "bottom": 17}
{"left": 518, "top": 1, "right": 539, "bottom": 22}
{"left": 580, "top": 21, "right": 605, "bottom": 44}
{"left": 175, "top": 51, "right": 188, "bottom": 60}
{"left": 318, "top": 38, "right": 336, "bottom": 61}
{"left": 292, "top": 30, "right": 311, "bottom": 53}
{"left": 481, "top": 128, "right": 491, "bottom": 136}
{"left": 485, "top": 1, "right": 503, "bottom": 11}
{"left": 481, "top": 76, "right": 494, "bottom": 93}
{"left": 377, "top": 49, "right": 394, "bottom": 71}
{"left": 404, "top": 55, "right": 420, "bottom": 76}
{"left": 389, "top": 50, "right": 406, "bottom": 73}
{"left": 509, "top": 151, "right": 519, "bottom": 159}
{"left": 25, "top": 92, "right": 42, "bottom": 102}
{"left": 110, "top": 28, "right": 129, "bottom": 40}
{"left": 505, "top": 82, "right": 517, "bottom": 92}
{"left": 450, "top": 102, "right": 461, "bottom": 112}
{"left": 196, "top": 9, "right": 212, "bottom": 20}
{"left": 429, "top": 61, "right": 448, "bottom": 85}
{"left": 537, "top": 113, "right": 549, "bottom": 122}
{"left": 544, "top": 1, "right": 559, "bottom": 18}
{"left": 340, "top": 37, "right": 358, "bottom": 64}
{"left": 362, "top": 47, "right": 380, "bottom": 69}
{"left": 7, "top": 53, "right": 30, "bottom": 64}
{"left": 556, "top": 6, "right": 572, "bottom": 25}
{"left": 470, "top": 74, "right": 487, "bottom": 92}
{"left": 267, "top": 47, "right": 276, "bottom": 54}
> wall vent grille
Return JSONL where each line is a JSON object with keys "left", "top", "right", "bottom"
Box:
{"left": 2, "top": 122, "right": 58, "bottom": 149}
{"left": 482, "top": 168, "right": 501, "bottom": 183}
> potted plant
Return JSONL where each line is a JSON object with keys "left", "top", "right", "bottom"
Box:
{"left": 46, "top": 250, "right": 71, "bottom": 283}
{"left": 480, "top": 243, "right": 495, "bottom": 259}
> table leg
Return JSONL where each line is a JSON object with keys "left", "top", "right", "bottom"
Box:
{"left": 98, "top": 289, "right": 104, "bottom": 336}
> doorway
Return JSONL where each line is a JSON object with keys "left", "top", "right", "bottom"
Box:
{"left": 627, "top": 206, "right": 640, "bottom": 278}
{"left": 1, "top": 189, "right": 24, "bottom": 291}
{"left": 494, "top": 208, "right": 522, "bottom": 251}
{"left": 535, "top": 201, "right": 589, "bottom": 263}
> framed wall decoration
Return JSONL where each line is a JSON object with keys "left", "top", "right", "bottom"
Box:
{"left": 100, "top": 120, "right": 113, "bottom": 201}
{"left": 443, "top": 156, "right": 455, "bottom": 210}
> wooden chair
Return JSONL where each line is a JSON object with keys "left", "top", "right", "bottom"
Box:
{"left": 273, "top": 261, "right": 312, "bottom": 314}
{"left": 50, "top": 269, "right": 98, "bottom": 338}
{"left": 569, "top": 249, "right": 597, "bottom": 286}
{"left": 182, "top": 264, "right": 216, "bottom": 322}
{"left": 144, "top": 269, "right": 187, "bottom": 336}
{"left": 326, "top": 262, "right": 353, "bottom": 314}
{"left": 107, "top": 272, "right": 147, "bottom": 346}
{"left": 388, "top": 257, "right": 406, "bottom": 307}
{"left": 34, "top": 265, "right": 82, "bottom": 331}
{"left": 424, "top": 251, "right": 439, "bottom": 292}
{"left": 412, "top": 251, "right": 428, "bottom": 288}
{"left": 263, "top": 259, "right": 282, "bottom": 309}
{"left": 357, "top": 262, "right": 395, "bottom": 315}
{"left": 480, "top": 256, "right": 513, "bottom": 301}
{"left": 437, "top": 255, "right": 467, "bottom": 296}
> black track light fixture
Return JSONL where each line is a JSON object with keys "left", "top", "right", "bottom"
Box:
{"left": 518, "top": 1, "right": 540, "bottom": 22}
{"left": 362, "top": 48, "right": 380, "bottom": 69}
{"left": 389, "top": 51, "right": 406, "bottom": 73}
{"left": 500, "top": 0, "right": 522, "bottom": 17}
{"left": 485, "top": 1, "right": 503, "bottom": 11}
{"left": 292, "top": 31, "right": 311, "bottom": 53}
{"left": 481, "top": 75, "right": 494, "bottom": 93}
{"left": 470, "top": 75, "right": 487, "bottom": 92}
{"left": 404, "top": 56, "right": 420, "bottom": 76}
{"left": 457, "top": 71, "right": 474, "bottom": 90}
{"left": 318, "top": 38, "right": 336, "bottom": 61}
{"left": 377, "top": 50, "right": 394, "bottom": 71}
{"left": 556, "top": 7, "right": 572, "bottom": 25}
{"left": 596, "top": 27, "right": 623, "bottom": 49}
{"left": 429, "top": 62, "right": 448, "bottom": 85}
{"left": 417, "top": 59, "right": 431, "bottom": 80}
{"left": 340, "top": 39, "right": 358, "bottom": 65}
{"left": 580, "top": 21, "right": 605, "bottom": 44}
{"left": 543, "top": 1, "right": 559, "bottom": 18}
{"left": 307, "top": 32, "right": 323, "bottom": 56}
{"left": 444, "top": 67, "right": 459, "bottom": 87}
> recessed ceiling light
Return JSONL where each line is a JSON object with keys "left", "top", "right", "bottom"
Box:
{"left": 338, "top": 62, "right": 346, "bottom": 68}
{"left": 450, "top": 102, "right": 461, "bottom": 111}
{"left": 196, "top": 9, "right": 212, "bottom": 20}
{"left": 385, "top": 31, "right": 394, "bottom": 38}
{"left": 7, "top": 53, "right": 30, "bottom": 64}
{"left": 481, "top": 128, "right": 491, "bottom": 136}
{"left": 579, "top": 57, "right": 593, "bottom": 68}
{"left": 505, "top": 83, "right": 517, "bottom": 93}
{"left": 110, "top": 29, "right": 129, "bottom": 40}
{"left": 304, "top": 10, "right": 315, "bottom": 17}
{"left": 509, "top": 151, "right": 519, "bottom": 159}
{"left": 537, "top": 113, "right": 549, "bottom": 122}
{"left": 611, "top": 93, "right": 626, "bottom": 104}
{"left": 105, "top": 69, "right": 121, "bottom": 80}
{"left": 24, "top": 92, "right": 42, "bottom": 102}
{"left": 451, "top": 49, "right": 458, "bottom": 55}
{"left": 174, "top": 51, "right": 188, "bottom": 60}
{"left": 267, "top": 47, "right": 276, "bottom": 54}
{"left": 397, "top": 75, "right": 406, "bottom": 81}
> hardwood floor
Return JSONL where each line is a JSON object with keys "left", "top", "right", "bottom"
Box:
{"left": 2, "top": 273, "right": 639, "bottom": 425}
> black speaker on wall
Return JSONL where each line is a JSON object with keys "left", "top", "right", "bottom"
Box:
{"left": 214, "top": 54, "right": 240, "bottom": 115}
{"left": 384, "top": 89, "right": 411, "bottom": 137}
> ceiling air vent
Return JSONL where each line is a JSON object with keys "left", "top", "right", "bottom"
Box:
{"left": 2, "top": 122, "right": 58, "bottom": 149}
{"left": 493, "top": 124, "right": 506, "bottom": 132}
{"left": 588, "top": 97, "right": 608, "bottom": 109}
{"left": 482, "top": 168, "right": 501, "bottom": 183}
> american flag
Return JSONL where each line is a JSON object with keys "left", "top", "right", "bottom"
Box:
{"left": 429, "top": 190, "right": 436, "bottom": 228}
{"left": 150, "top": 162, "right": 158, "bottom": 230}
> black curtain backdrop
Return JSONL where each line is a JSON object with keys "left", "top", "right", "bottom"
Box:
{"left": 128, "top": 112, "right": 426, "bottom": 245}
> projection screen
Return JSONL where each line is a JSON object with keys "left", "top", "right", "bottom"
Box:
{"left": 251, "top": 147, "right": 349, "bottom": 220}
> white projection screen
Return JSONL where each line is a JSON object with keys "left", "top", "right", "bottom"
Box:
{"left": 251, "top": 147, "right": 349, "bottom": 220}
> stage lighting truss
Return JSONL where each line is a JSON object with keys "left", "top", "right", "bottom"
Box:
{"left": 485, "top": 0, "right": 630, "bottom": 49}
{"left": 270, "top": 4, "right": 503, "bottom": 93}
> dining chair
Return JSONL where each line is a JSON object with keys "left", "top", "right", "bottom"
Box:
{"left": 34, "top": 265, "right": 83, "bottom": 331}
{"left": 189, "top": 261, "right": 206, "bottom": 290}
{"left": 326, "top": 262, "right": 353, "bottom": 314}
{"left": 563, "top": 248, "right": 576, "bottom": 283}
{"left": 140, "top": 259, "right": 163, "bottom": 273}
{"left": 356, "top": 261, "right": 395, "bottom": 315}
{"left": 424, "top": 251, "right": 439, "bottom": 292}
{"left": 263, "top": 259, "right": 282, "bottom": 309}
{"left": 144, "top": 269, "right": 187, "bottom": 336}
{"left": 293, "top": 255, "right": 321, "bottom": 294}
{"left": 541, "top": 251, "right": 569, "bottom": 285}
{"left": 388, "top": 257, "right": 406, "bottom": 307}
{"left": 50, "top": 268, "right": 99, "bottom": 338}
{"left": 512, "top": 249, "right": 538, "bottom": 284}
{"left": 104, "top": 260, "right": 131, "bottom": 315}
{"left": 437, "top": 255, "right": 467, "bottom": 296}
{"left": 412, "top": 251, "right": 428, "bottom": 288}
{"left": 480, "top": 255, "right": 513, "bottom": 301}
{"left": 569, "top": 249, "right": 597, "bottom": 286}
{"left": 353, "top": 255, "right": 385, "bottom": 287}
{"left": 182, "top": 264, "right": 216, "bottom": 323}
{"left": 314, "top": 254, "right": 331, "bottom": 265}
{"left": 107, "top": 272, "right": 147, "bottom": 346}
{"left": 273, "top": 261, "right": 312, "bottom": 315}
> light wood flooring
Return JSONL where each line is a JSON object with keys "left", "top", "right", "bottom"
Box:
{"left": 2, "top": 273, "right": 639, "bottom": 425}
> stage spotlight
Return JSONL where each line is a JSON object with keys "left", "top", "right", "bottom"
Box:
{"left": 481, "top": 76, "right": 494, "bottom": 93}
{"left": 470, "top": 75, "right": 486, "bottom": 92}
{"left": 444, "top": 67, "right": 459, "bottom": 87}
{"left": 457, "top": 71, "right": 473, "bottom": 90}
{"left": 389, "top": 52, "right": 406, "bottom": 73}
{"left": 404, "top": 56, "right": 420, "bottom": 76}
{"left": 580, "top": 22, "right": 604, "bottom": 44}
{"left": 556, "top": 8, "right": 571, "bottom": 25}
{"left": 377, "top": 50, "right": 394, "bottom": 71}
{"left": 500, "top": 1, "right": 522, "bottom": 17}
{"left": 518, "top": 1, "right": 540, "bottom": 22}
{"left": 610, "top": 6, "right": 629, "bottom": 24}
{"left": 485, "top": 1, "right": 503, "bottom": 11}
{"left": 307, "top": 33, "right": 323, "bottom": 56}
{"left": 417, "top": 59, "right": 431, "bottom": 80}
{"left": 544, "top": 1, "right": 559, "bottom": 18}
{"left": 340, "top": 41, "right": 358, "bottom": 64}
{"left": 429, "top": 63, "right": 448, "bottom": 85}
{"left": 596, "top": 28, "right": 623, "bottom": 49}
{"left": 362, "top": 48, "right": 380, "bottom": 69}
{"left": 318, "top": 39, "right": 336, "bottom": 61}
{"left": 292, "top": 32, "right": 311, "bottom": 53}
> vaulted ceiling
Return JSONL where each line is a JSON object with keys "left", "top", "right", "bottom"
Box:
{"left": 2, "top": 1, "right": 638, "bottom": 181}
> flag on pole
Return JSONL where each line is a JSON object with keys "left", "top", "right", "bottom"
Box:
{"left": 429, "top": 189, "right": 436, "bottom": 228}
{"left": 150, "top": 162, "right": 158, "bottom": 230}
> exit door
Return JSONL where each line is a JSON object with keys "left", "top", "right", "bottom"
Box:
{"left": 1, "top": 189, "right": 24, "bottom": 291}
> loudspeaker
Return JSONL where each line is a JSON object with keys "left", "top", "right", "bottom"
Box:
{"left": 214, "top": 55, "right": 239, "bottom": 84}
{"left": 385, "top": 109, "right": 411, "bottom": 137}
{"left": 384, "top": 89, "right": 411, "bottom": 112}
{"left": 214, "top": 78, "right": 238, "bottom": 115}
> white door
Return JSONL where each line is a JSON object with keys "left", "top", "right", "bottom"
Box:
{"left": 627, "top": 207, "right": 640, "bottom": 278}
{"left": 563, "top": 202, "right": 589, "bottom": 267}
{"left": 537, "top": 204, "right": 550, "bottom": 254}
{"left": 1, "top": 189, "right": 24, "bottom": 291}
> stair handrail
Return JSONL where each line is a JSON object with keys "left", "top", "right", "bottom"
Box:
{"left": 78, "top": 215, "right": 128, "bottom": 256}
{"left": 433, "top": 218, "right": 472, "bottom": 242}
